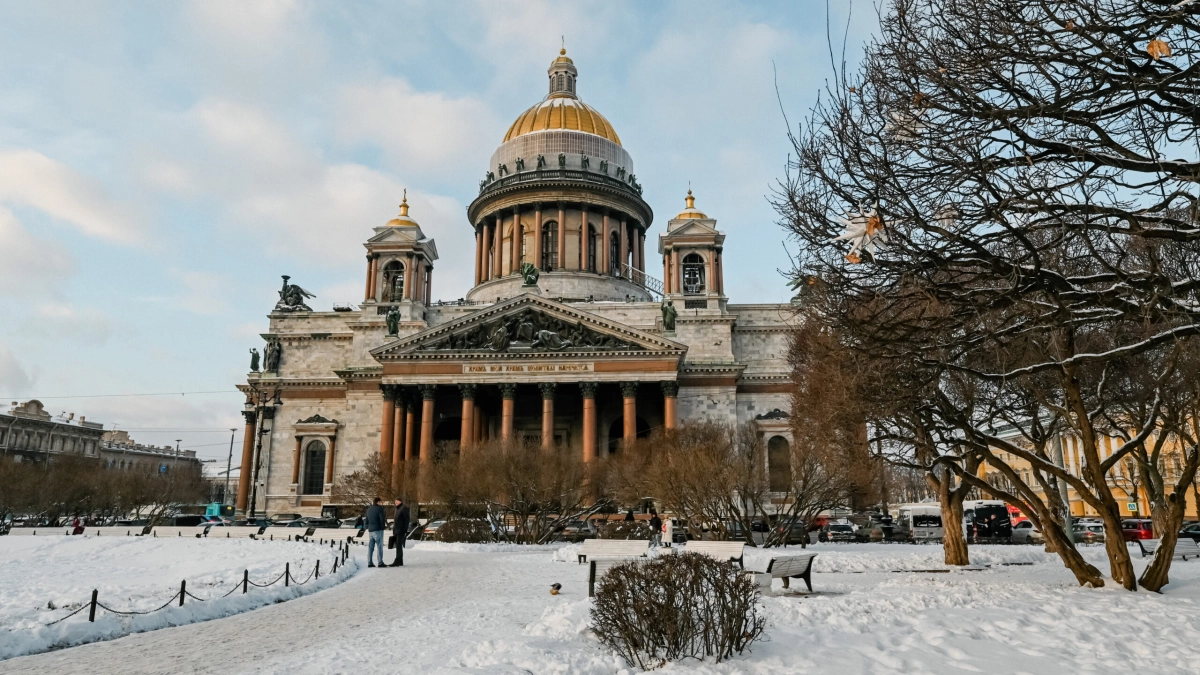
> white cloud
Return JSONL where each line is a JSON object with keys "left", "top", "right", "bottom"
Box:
{"left": 0, "top": 342, "right": 36, "bottom": 397}
{"left": 0, "top": 150, "right": 143, "bottom": 243}
{"left": 336, "top": 77, "right": 501, "bottom": 179}
{"left": 0, "top": 207, "right": 76, "bottom": 297}
{"left": 20, "top": 303, "right": 114, "bottom": 345}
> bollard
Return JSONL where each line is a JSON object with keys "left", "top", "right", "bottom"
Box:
{"left": 243, "top": 569, "right": 249, "bottom": 594}
{"left": 180, "top": 580, "right": 186, "bottom": 607}
{"left": 89, "top": 589, "right": 98, "bottom": 622}
{"left": 285, "top": 562, "right": 290, "bottom": 587}
{"left": 316, "top": 560, "right": 320, "bottom": 579}
{"left": 333, "top": 559, "right": 338, "bottom": 574}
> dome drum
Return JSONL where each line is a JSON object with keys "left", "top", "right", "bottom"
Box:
{"left": 489, "top": 129, "right": 633, "bottom": 182}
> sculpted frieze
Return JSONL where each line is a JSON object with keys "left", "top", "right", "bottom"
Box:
{"left": 418, "top": 308, "right": 635, "bottom": 353}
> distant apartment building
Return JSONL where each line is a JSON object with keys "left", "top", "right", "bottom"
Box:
{"left": 0, "top": 400, "right": 104, "bottom": 462}
{"left": 100, "top": 429, "right": 200, "bottom": 474}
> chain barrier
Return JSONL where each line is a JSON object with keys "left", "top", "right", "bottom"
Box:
{"left": 36, "top": 539, "right": 352, "bottom": 627}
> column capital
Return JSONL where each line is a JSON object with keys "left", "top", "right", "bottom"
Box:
{"left": 381, "top": 384, "right": 400, "bottom": 402}
{"left": 419, "top": 384, "right": 437, "bottom": 401}
{"left": 500, "top": 383, "right": 518, "bottom": 399}
{"left": 459, "top": 383, "right": 477, "bottom": 400}
{"left": 579, "top": 381, "right": 598, "bottom": 398}
{"left": 620, "top": 381, "right": 639, "bottom": 398}
{"left": 539, "top": 382, "right": 557, "bottom": 400}
{"left": 660, "top": 381, "right": 679, "bottom": 397}
{"left": 241, "top": 410, "right": 257, "bottom": 425}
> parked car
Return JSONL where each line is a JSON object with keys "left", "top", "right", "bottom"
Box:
{"left": 1072, "top": 523, "right": 1105, "bottom": 544}
{"left": 305, "top": 517, "right": 342, "bottom": 529}
{"left": 774, "top": 522, "right": 810, "bottom": 545}
{"left": 559, "top": 520, "right": 594, "bottom": 542}
{"left": 1121, "top": 519, "right": 1154, "bottom": 542}
{"left": 1012, "top": 520, "right": 1044, "bottom": 545}
{"left": 1179, "top": 522, "right": 1200, "bottom": 543}
{"left": 822, "top": 523, "right": 856, "bottom": 543}
{"left": 422, "top": 520, "right": 446, "bottom": 537}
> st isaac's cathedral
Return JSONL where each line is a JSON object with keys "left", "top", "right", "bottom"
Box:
{"left": 235, "top": 49, "right": 797, "bottom": 517}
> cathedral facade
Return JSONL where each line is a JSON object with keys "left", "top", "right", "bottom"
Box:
{"left": 235, "top": 50, "right": 796, "bottom": 517}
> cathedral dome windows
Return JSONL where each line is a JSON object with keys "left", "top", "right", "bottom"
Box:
{"left": 542, "top": 221, "right": 559, "bottom": 270}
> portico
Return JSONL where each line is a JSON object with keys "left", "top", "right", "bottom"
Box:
{"left": 371, "top": 295, "right": 684, "bottom": 464}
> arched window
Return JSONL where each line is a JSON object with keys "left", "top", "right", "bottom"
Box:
{"left": 382, "top": 260, "right": 405, "bottom": 302}
{"left": 768, "top": 436, "right": 791, "bottom": 492}
{"left": 568, "top": 75, "right": 574, "bottom": 93}
{"left": 542, "top": 221, "right": 558, "bottom": 270}
{"left": 609, "top": 232, "right": 620, "bottom": 276}
{"left": 302, "top": 440, "right": 327, "bottom": 495}
{"left": 557, "top": 73, "right": 564, "bottom": 90}
{"left": 682, "top": 253, "right": 706, "bottom": 294}
{"left": 587, "top": 225, "right": 598, "bottom": 272}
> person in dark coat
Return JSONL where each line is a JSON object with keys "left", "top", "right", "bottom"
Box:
{"left": 648, "top": 512, "right": 662, "bottom": 547}
{"left": 624, "top": 509, "right": 635, "bottom": 522}
{"left": 364, "top": 498, "right": 387, "bottom": 567}
{"left": 390, "top": 498, "right": 411, "bottom": 567}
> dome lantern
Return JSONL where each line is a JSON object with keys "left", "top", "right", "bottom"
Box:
{"left": 386, "top": 190, "right": 419, "bottom": 228}
{"left": 548, "top": 46, "right": 578, "bottom": 98}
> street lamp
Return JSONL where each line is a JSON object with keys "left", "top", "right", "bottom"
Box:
{"left": 224, "top": 428, "right": 236, "bottom": 506}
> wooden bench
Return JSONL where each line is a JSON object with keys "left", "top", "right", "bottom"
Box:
{"left": 577, "top": 539, "right": 650, "bottom": 564}
{"left": 765, "top": 553, "right": 818, "bottom": 592}
{"left": 683, "top": 541, "right": 746, "bottom": 568}
{"left": 588, "top": 556, "right": 643, "bottom": 597}
{"left": 1138, "top": 538, "right": 1200, "bottom": 560}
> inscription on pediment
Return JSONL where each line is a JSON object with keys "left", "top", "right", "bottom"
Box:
{"left": 419, "top": 308, "right": 635, "bottom": 353}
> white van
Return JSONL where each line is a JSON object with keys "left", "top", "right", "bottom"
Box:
{"left": 898, "top": 504, "right": 944, "bottom": 542}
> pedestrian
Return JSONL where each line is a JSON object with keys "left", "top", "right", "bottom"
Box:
{"left": 649, "top": 511, "right": 662, "bottom": 547}
{"left": 624, "top": 509, "right": 635, "bottom": 522}
{"left": 71, "top": 516, "right": 84, "bottom": 536}
{"left": 354, "top": 515, "right": 364, "bottom": 532}
{"left": 364, "top": 497, "right": 387, "bottom": 568}
{"left": 390, "top": 498, "right": 411, "bottom": 567}
{"left": 664, "top": 518, "right": 674, "bottom": 547}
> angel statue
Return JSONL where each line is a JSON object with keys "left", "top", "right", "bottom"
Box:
{"left": 385, "top": 305, "right": 401, "bottom": 337}
{"left": 832, "top": 203, "right": 887, "bottom": 264}
{"left": 249, "top": 348, "right": 260, "bottom": 372}
{"left": 274, "top": 275, "right": 315, "bottom": 312}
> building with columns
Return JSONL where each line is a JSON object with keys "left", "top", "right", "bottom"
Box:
{"left": 235, "top": 49, "right": 797, "bottom": 517}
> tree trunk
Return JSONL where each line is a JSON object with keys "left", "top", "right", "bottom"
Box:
{"left": 1139, "top": 492, "right": 1187, "bottom": 592}
{"left": 1097, "top": 502, "right": 1137, "bottom": 590}
{"left": 1041, "top": 518, "right": 1104, "bottom": 587}
{"left": 940, "top": 487, "right": 969, "bottom": 566}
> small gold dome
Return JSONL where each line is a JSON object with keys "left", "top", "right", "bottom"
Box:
{"left": 385, "top": 190, "right": 419, "bottom": 227}
{"left": 674, "top": 188, "right": 708, "bottom": 220}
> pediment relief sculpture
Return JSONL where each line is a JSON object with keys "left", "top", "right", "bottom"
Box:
{"left": 418, "top": 308, "right": 635, "bottom": 353}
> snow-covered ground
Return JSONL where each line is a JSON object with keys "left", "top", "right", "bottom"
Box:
{"left": 2, "top": 539, "right": 1199, "bottom": 674}
{"left": 0, "top": 535, "right": 358, "bottom": 659}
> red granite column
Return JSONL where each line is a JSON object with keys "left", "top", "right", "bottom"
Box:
{"left": 500, "top": 383, "right": 516, "bottom": 442}
{"left": 540, "top": 383, "right": 556, "bottom": 449}
{"left": 459, "top": 384, "right": 476, "bottom": 450}
{"left": 581, "top": 382, "right": 597, "bottom": 463}
{"left": 291, "top": 436, "right": 302, "bottom": 484}
{"left": 419, "top": 385, "right": 436, "bottom": 464}
{"left": 621, "top": 381, "right": 638, "bottom": 447}
{"left": 236, "top": 410, "right": 257, "bottom": 514}
{"left": 380, "top": 385, "right": 396, "bottom": 464}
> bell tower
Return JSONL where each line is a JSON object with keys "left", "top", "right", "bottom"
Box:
{"left": 363, "top": 192, "right": 439, "bottom": 322}
{"left": 659, "top": 189, "right": 726, "bottom": 310}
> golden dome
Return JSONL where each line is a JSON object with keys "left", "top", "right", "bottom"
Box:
{"left": 674, "top": 188, "right": 708, "bottom": 220}
{"left": 503, "top": 96, "right": 621, "bottom": 145}
{"left": 552, "top": 47, "right": 573, "bottom": 66}
{"left": 385, "top": 190, "right": 419, "bottom": 227}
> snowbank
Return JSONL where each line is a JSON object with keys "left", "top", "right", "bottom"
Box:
{"left": 0, "top": 535, "right": 358, "bottom": 659}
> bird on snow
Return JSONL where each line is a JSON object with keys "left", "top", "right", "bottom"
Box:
{"left": 550, "top": 583, "right": 562, "bottom": 596}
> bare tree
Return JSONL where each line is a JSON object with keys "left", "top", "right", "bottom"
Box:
{"left": 776, "top": 0, "right": 1200, "bottom": 591}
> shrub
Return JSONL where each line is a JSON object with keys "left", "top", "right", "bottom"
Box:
{"left": 599, "top": 520, "right": 654, "bottom": 540}
{"left": 433, "top": 519, "right": 494, "bottom": 544}
{"left": 590, "top": 552, "right": 766, "bottom": 670}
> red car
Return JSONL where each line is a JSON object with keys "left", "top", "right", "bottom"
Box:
{"left": 1122, "top": 519, "right": 1154, "bottom": 542}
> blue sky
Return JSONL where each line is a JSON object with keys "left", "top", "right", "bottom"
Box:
{"left": 0, "top": 0, "right": 875, "bottom": 463}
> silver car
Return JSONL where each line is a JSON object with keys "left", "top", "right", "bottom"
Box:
{"left": 1011, "top": 520, "right": 1043, "bottom": 544}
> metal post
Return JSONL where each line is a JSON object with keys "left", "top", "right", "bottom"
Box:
{"left": 1054, "top": 433, "right": 1074, "bottom": 543}
{"left": 89, "top": 589, "right": 98, "bottom": 622}
{"left": 315, "top": 560, "right": 320, "bottom": 579}
{"left": 285, "top": 562, "right": 290, "bottom": 587}
{"left": 224, "top": 428, "right": 236, "bottom": 506}
{"left": 243, "top": 569, "right": 249, "bottom": 594}
{"left": 179, "top": 580, "right": 186, "bottom": 606}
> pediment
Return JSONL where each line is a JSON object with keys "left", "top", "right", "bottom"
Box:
{"left": 372, "top": 294, "right": 687, "bottom": 359}
{"left": 667, "top": 220, "right": 719, "bottom": 236}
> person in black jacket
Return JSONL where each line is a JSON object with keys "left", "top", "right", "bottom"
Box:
{"left": 364, "top": 497, "right": 387, "bottom": 567}
{"left": 390, "top": 499, "right": 411, "bottom": 567}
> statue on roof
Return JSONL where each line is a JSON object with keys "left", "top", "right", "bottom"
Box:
{"left": 249, "top": 348, "right": 260, "bottom": 372}
{"left": 275, "top": 275, "right": 314, "bottom": 312}
{"left": 385, "top": 305, "right": 401, "bottom": 337}
{"left": 661, "top": 300, "right": 677, "bottom": 332}
{"left": 520, "top": 262, "right": 540, "bottom": 286}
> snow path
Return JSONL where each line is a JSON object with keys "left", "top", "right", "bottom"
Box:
{"left": 0, "top": 545, "right": 567, "bottom": 675}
